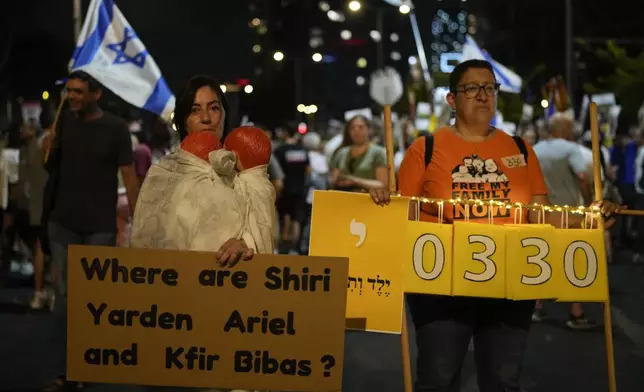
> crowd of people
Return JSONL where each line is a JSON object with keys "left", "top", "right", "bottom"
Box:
{"left": 0, "top": 59, "right": 636, "bottom": 392}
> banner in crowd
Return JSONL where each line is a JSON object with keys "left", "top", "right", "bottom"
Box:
{"left": 66, "top": 246, "right": 348, "bottom": 392}
{"left": 309, "top": 191, "right": 608, "bottom": 333}
{"left": 309, "top": 192, "right": 407, "bottom": 334}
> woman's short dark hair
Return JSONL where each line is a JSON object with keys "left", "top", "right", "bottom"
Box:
{"left": 449, "top": 60, "right": 496, "bottom": 93}
{"left": 174, "top": 75, "right": 230, "bottom": 141}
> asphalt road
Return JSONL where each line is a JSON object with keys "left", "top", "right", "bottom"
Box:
{"left": 1, "top": 259, "right": 643, "bottom": 392}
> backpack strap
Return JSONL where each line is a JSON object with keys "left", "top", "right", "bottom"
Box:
{"left": 424, "top": 134, "right": 434, "bottom": 168}
{"left": 512, "top": 135, "right": 529, "bottom": 164}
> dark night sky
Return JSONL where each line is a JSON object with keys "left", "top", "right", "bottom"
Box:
{"left": 1, "top": 0, "right": 254, "bottom": 99}
{"left": 1, "top": 0, "right": 643, "bottom": 123}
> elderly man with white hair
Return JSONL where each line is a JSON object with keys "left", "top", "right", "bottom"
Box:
{"left": 532, "top": 113, "right": 597, "bottom": 330}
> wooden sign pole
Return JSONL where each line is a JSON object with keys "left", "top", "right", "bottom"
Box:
{"left": 383, "top": 104, "right": 413, "bottom": 392}
{"left": 616, "top": 208, "right": 644, "bottom": 216}
{"left": 43, "top": 97, "right": 66, "bottom": 164}
{"left": 590, "top": 102, "right": 617, "bottom": 392}
{"left": 383, "top": 104, "right": 397, "bottom": 191}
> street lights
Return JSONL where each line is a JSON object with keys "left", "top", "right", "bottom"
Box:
{"left": 346, "top": 1, "right": 412, "bottom": 70}
{"left": 297, "top": 104, "right": 318, "bottom": 115}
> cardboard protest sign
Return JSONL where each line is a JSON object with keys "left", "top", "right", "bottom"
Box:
{"left": 66, "top": 246, "right": 348, "bottom": 392}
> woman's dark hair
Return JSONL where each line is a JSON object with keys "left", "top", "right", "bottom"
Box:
{"left": 174, "top": 75, "right": 230, "bottom": 141}
{"left": 449, "top": 59, "right": 496, "bottom": 93}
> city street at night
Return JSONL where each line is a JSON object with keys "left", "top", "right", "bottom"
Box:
{"left": 3, "top": 0, "right": 644, "bottom": 391}
{"left": 2, "top": 257, "right": 643, "bottom": 391}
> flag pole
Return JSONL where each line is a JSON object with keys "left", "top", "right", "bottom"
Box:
{"left": 43, "top": 99, "right": 66, "bottom": 164}
{"left": 44, "top": 0, "right": 81, "bottom": 163}
{"left": 74, "top": 0, "right": 82, "bottom": 38}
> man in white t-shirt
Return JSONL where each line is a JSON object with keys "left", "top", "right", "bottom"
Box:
{"left": 532, "top": 115, "right": 596, "bottom": 330}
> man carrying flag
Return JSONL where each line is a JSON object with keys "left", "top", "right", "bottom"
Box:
{"left": 42, "top": 1, "right": 174, "bottom": 390}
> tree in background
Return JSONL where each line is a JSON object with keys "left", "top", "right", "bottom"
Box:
{"left": 583, "top": 41, "right": 644, "bottom": 125}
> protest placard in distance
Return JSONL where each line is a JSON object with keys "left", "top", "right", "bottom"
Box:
{"left": 66, "top": 246, "right": 348, "bottom": 392}
{"left": 309, "top": 191, "right": 407, "bottom": 334}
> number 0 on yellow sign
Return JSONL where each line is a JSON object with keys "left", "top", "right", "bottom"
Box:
{"left": 404, "top": 221, "right": 453, "bottom": 296}
{"left": 555, "top": 229, "right": 608, "bottom": 302}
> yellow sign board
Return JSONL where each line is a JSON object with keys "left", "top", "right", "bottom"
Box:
{"left": 309, "top": 191, "right": 407, "bottom": 334}
{"left": 67, "top": 246, "right": 348, "bottom": 391}
{"left": 308, "top": 192, "right": 610, "bottom": 317}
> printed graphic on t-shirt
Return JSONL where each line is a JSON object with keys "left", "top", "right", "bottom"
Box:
{"left": 285, "top": 150, "right": 308, "bottom": 163}
{"left": 451, "top": 154, "right": 511, "bottom": 219}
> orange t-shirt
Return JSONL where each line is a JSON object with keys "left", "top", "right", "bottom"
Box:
{"left": 399, "top": 127, "right": 548, "bottom": 224}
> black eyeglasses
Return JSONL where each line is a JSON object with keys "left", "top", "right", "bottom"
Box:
{"left": 457, "top": 83, "right": 500, "bottom": 98}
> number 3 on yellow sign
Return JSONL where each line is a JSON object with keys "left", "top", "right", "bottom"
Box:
{"left": 452, "top": 222, "right": 507, "bottom": 298}
{"left": 506, "top": 225, "right": 563, "bottom": 300}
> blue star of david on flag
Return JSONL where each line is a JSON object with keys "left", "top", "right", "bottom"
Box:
{"left": 68, "top": 0, "right": 175, "bottom": 119}
{"left": 106, "top": 27, "right": 148, "bottom": 68}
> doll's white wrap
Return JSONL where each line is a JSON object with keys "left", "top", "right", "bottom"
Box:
{"left": 130, "top": 148, "right": 256, "bottom": 252}
{"left": 233, "top": 165, "right": 276, "bottom": 254}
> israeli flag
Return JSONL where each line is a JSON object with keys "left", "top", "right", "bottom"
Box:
{"left": 70, "top": 0, "right": 175, "bottom": 120}
{"left": 461, "top": 35, "right": 522, "bottom": 94}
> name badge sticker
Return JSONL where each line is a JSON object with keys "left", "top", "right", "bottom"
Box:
{"left": 502, "top": 154, "right": 527, "bottom": 169}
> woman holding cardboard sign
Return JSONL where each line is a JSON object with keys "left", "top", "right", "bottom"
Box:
{"left": 369, "top": 60, "right": 623, "bottom": 392}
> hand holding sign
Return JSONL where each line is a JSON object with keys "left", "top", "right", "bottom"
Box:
{"left": 216, "top": 238, "right": 254, "bottom": 267}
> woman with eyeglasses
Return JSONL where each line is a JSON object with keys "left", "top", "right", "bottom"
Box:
{"left": 329, "top": 115, "right": 388, "bottom": 192}
{"left": 369, "top": 60, "right": 623, "bottom": 392}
